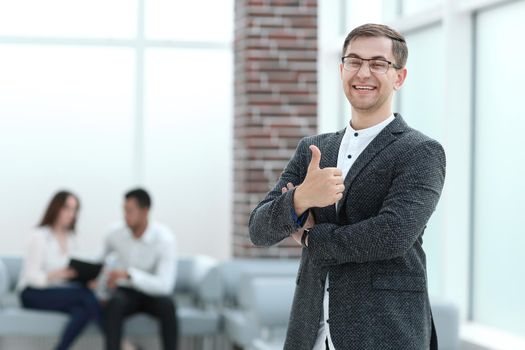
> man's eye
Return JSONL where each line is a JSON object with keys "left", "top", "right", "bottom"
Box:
{"left": 370, "top": 61, "right": 388, "bottom": 69}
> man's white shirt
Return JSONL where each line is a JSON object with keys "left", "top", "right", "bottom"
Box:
{"left": 102, "top": 221, "right": 177, "bottom": 297}
{"left": 312, "top": 114, "right": 395, "bottom": 350}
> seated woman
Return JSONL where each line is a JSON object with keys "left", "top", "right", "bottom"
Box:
{"left": 17, "top": 190, "right": 103, "bottom": 350}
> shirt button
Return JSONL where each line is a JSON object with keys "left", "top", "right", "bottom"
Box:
{"left": 354, "top": 132, "right": 359, "bottom": 137}
{"left": 326, "top": 319, "right": 330, "bottom": 324}
{"left": 347, "top": 154, "right": 352, "bottom": 159}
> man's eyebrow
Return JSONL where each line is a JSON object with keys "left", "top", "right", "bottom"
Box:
{"left": 345, "top": 53, "right": 389, "bottom": 61}
{"left": 369, "top": 55, "right": 389, "bottom": 60}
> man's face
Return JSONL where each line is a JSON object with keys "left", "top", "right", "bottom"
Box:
{"left": 340, "top": 36, "right": 407, "bottom": 115}
{"left": 124, "top": 198, "right": 148, "bottom": 229}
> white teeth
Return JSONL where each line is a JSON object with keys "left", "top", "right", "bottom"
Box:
{"left": 354, "top": 85, "right": 375, "bottom": 90}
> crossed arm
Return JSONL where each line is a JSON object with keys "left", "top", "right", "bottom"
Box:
{"left": 306, "top": 140, "right": 445, "bottom": 266}
{"left": 249, "top": 138, "right": 446, "bottom": 267}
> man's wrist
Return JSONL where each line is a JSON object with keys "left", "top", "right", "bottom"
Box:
{"left": 293, "top": 186, "right": 310, "bottom": 216}
{"left": 291, "top": 209, "right": 309, "bottom": 228}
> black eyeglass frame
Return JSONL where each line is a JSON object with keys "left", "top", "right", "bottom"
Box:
{"left": 341, "top": 55, "right": 402, "bottom": 72}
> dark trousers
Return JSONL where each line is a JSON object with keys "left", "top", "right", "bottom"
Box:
{"left": 105, "top": 287, "right": 178, "bottom": 350}
{"left": 20, "top": 285, "right": 103, "bottom": 350}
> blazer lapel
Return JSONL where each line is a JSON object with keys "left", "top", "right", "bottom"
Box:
{"left": 320, "top": 129, "right": 345, "bottom": 169}
{"left": 336, "top": 114, "right": 408, "bottom": 217}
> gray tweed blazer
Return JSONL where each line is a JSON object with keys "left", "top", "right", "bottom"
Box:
{"left": 249, "top": 114, "right": 446, "bottom": 350}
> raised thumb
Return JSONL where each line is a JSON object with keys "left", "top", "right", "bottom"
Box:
{"left": 308, "top": 145, "right": 321, "bottom": 171}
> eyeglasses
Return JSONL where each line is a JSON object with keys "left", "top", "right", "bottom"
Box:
{"left": 341, "top": 55, "right": 401, "bottom": 74}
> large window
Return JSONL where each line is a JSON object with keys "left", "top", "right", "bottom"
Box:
{"left": 143, "top": 48, "right": 232, "bottom": 258}
{"left": 473, "top": 0, "right": 525, "bottom": 336}
{"left": 0, "top": 45, "right": 136, "bottom": 253}
{"left": 401, "top": 0, "right": 442, "bottom": 16}
{"left": 0, "top": 0, "right": 137, "bottom": 39}
{"left": 145, "top": 0, "right": 233, "bottom": 42}
{"left": 0, "top": 1, "right": 233, "bottom": 259}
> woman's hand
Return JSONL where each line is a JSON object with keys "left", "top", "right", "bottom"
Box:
{"left": 47, "top": 267, "right": 77, "bottom": 282}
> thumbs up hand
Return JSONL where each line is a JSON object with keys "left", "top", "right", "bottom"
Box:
{"left": 294, "top": 145, "right": 345, "bottom": 215}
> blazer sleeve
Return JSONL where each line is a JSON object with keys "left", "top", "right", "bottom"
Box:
{"left": 307, "top": 139, "right": 446, "bottom": 266}
{"left": 249, "top": 137, "right": 308, "bottom": 246}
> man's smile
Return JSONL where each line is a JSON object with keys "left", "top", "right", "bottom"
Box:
{"left": 352, "top": 84, "right": 377, "bottom": 91}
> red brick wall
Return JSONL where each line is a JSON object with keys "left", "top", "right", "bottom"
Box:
{"left": 233, "top": 0, "right": 318, "bottom": 258}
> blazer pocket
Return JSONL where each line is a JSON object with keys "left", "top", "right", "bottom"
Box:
{"left": 372, "top": 274, "right": 426, "bottom": 292}
{"left": 374, "top": 168, "right": 390, "bottom": 174}
{"left": 366, "top": 168, "right": 390, "bottom": 177}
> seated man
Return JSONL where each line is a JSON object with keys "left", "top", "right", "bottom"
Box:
{"left": 102, "top": 188, "right": 178, "bottom": 350}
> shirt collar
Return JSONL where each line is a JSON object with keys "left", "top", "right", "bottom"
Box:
{"left": 348, "top": 113, "right": 395, "bottom": 138}
{"left": 129, "top": 222, "right": 155, "bottom": 243}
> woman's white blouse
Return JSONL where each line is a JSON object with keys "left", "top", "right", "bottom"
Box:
{"left": 17, "top": 226, "right": 77, "bottom": 290}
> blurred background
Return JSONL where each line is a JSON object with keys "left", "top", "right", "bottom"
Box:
{"left": 0, "top": 0, "right": 524, "bottom": 349}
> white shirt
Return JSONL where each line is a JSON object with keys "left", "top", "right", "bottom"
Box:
{"left": 102, "top": 221, "right": 177, "bottom": 296}
{"left": 17, "top": 226, "right": 78, "bottom": 290}
{"left": 312, "top": 115, "right": 395, "bottom": 350}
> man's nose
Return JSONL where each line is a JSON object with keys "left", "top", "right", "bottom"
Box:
{"left": 356, "top": 61, "right": 372, "bottom": 79}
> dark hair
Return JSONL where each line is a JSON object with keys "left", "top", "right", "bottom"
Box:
{"left": 39, "top": 190, "right": 80, "bottom": 231}
{"left": 342, "top": 23, "right": 408, "bottom": 68}
{"left": 125, "top": 188, "right": 152, "bottom": 209}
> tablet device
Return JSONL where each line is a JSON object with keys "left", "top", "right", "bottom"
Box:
{"left": 68, "top": 259, "right": 103, "bottom": 284}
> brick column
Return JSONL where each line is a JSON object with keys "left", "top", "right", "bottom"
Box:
{"left": 233, "top": 0, "right": 318, "bottom": 258}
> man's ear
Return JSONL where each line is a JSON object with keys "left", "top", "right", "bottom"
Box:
{"left": 339, "top": 63, "right": 344, "bottom": 79}
{"left": 393, "top": 67, "right": 407, "bottom": 91}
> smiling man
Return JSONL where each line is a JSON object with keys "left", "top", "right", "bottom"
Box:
{"left": 249, "top": 24, "right": 445, "bottom": 350}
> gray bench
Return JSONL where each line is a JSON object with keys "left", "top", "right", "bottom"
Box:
{"left": 200, "top": 258, "right": 299, "bottom": 348}
{"left": 1, "top": 256, "right": 460, "bottom": 350}
{"left": 241, "top": 276, "right": 295, "bottom": 350}
{"left": 0, "top": 255, "right": 221, "bottom": 339}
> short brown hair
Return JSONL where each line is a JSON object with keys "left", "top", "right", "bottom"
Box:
{"left": 342, "top": 23, "right": 408, "bottom": 68}
{"left": 39, "top": 190, "right": 80, "bottom": 231}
